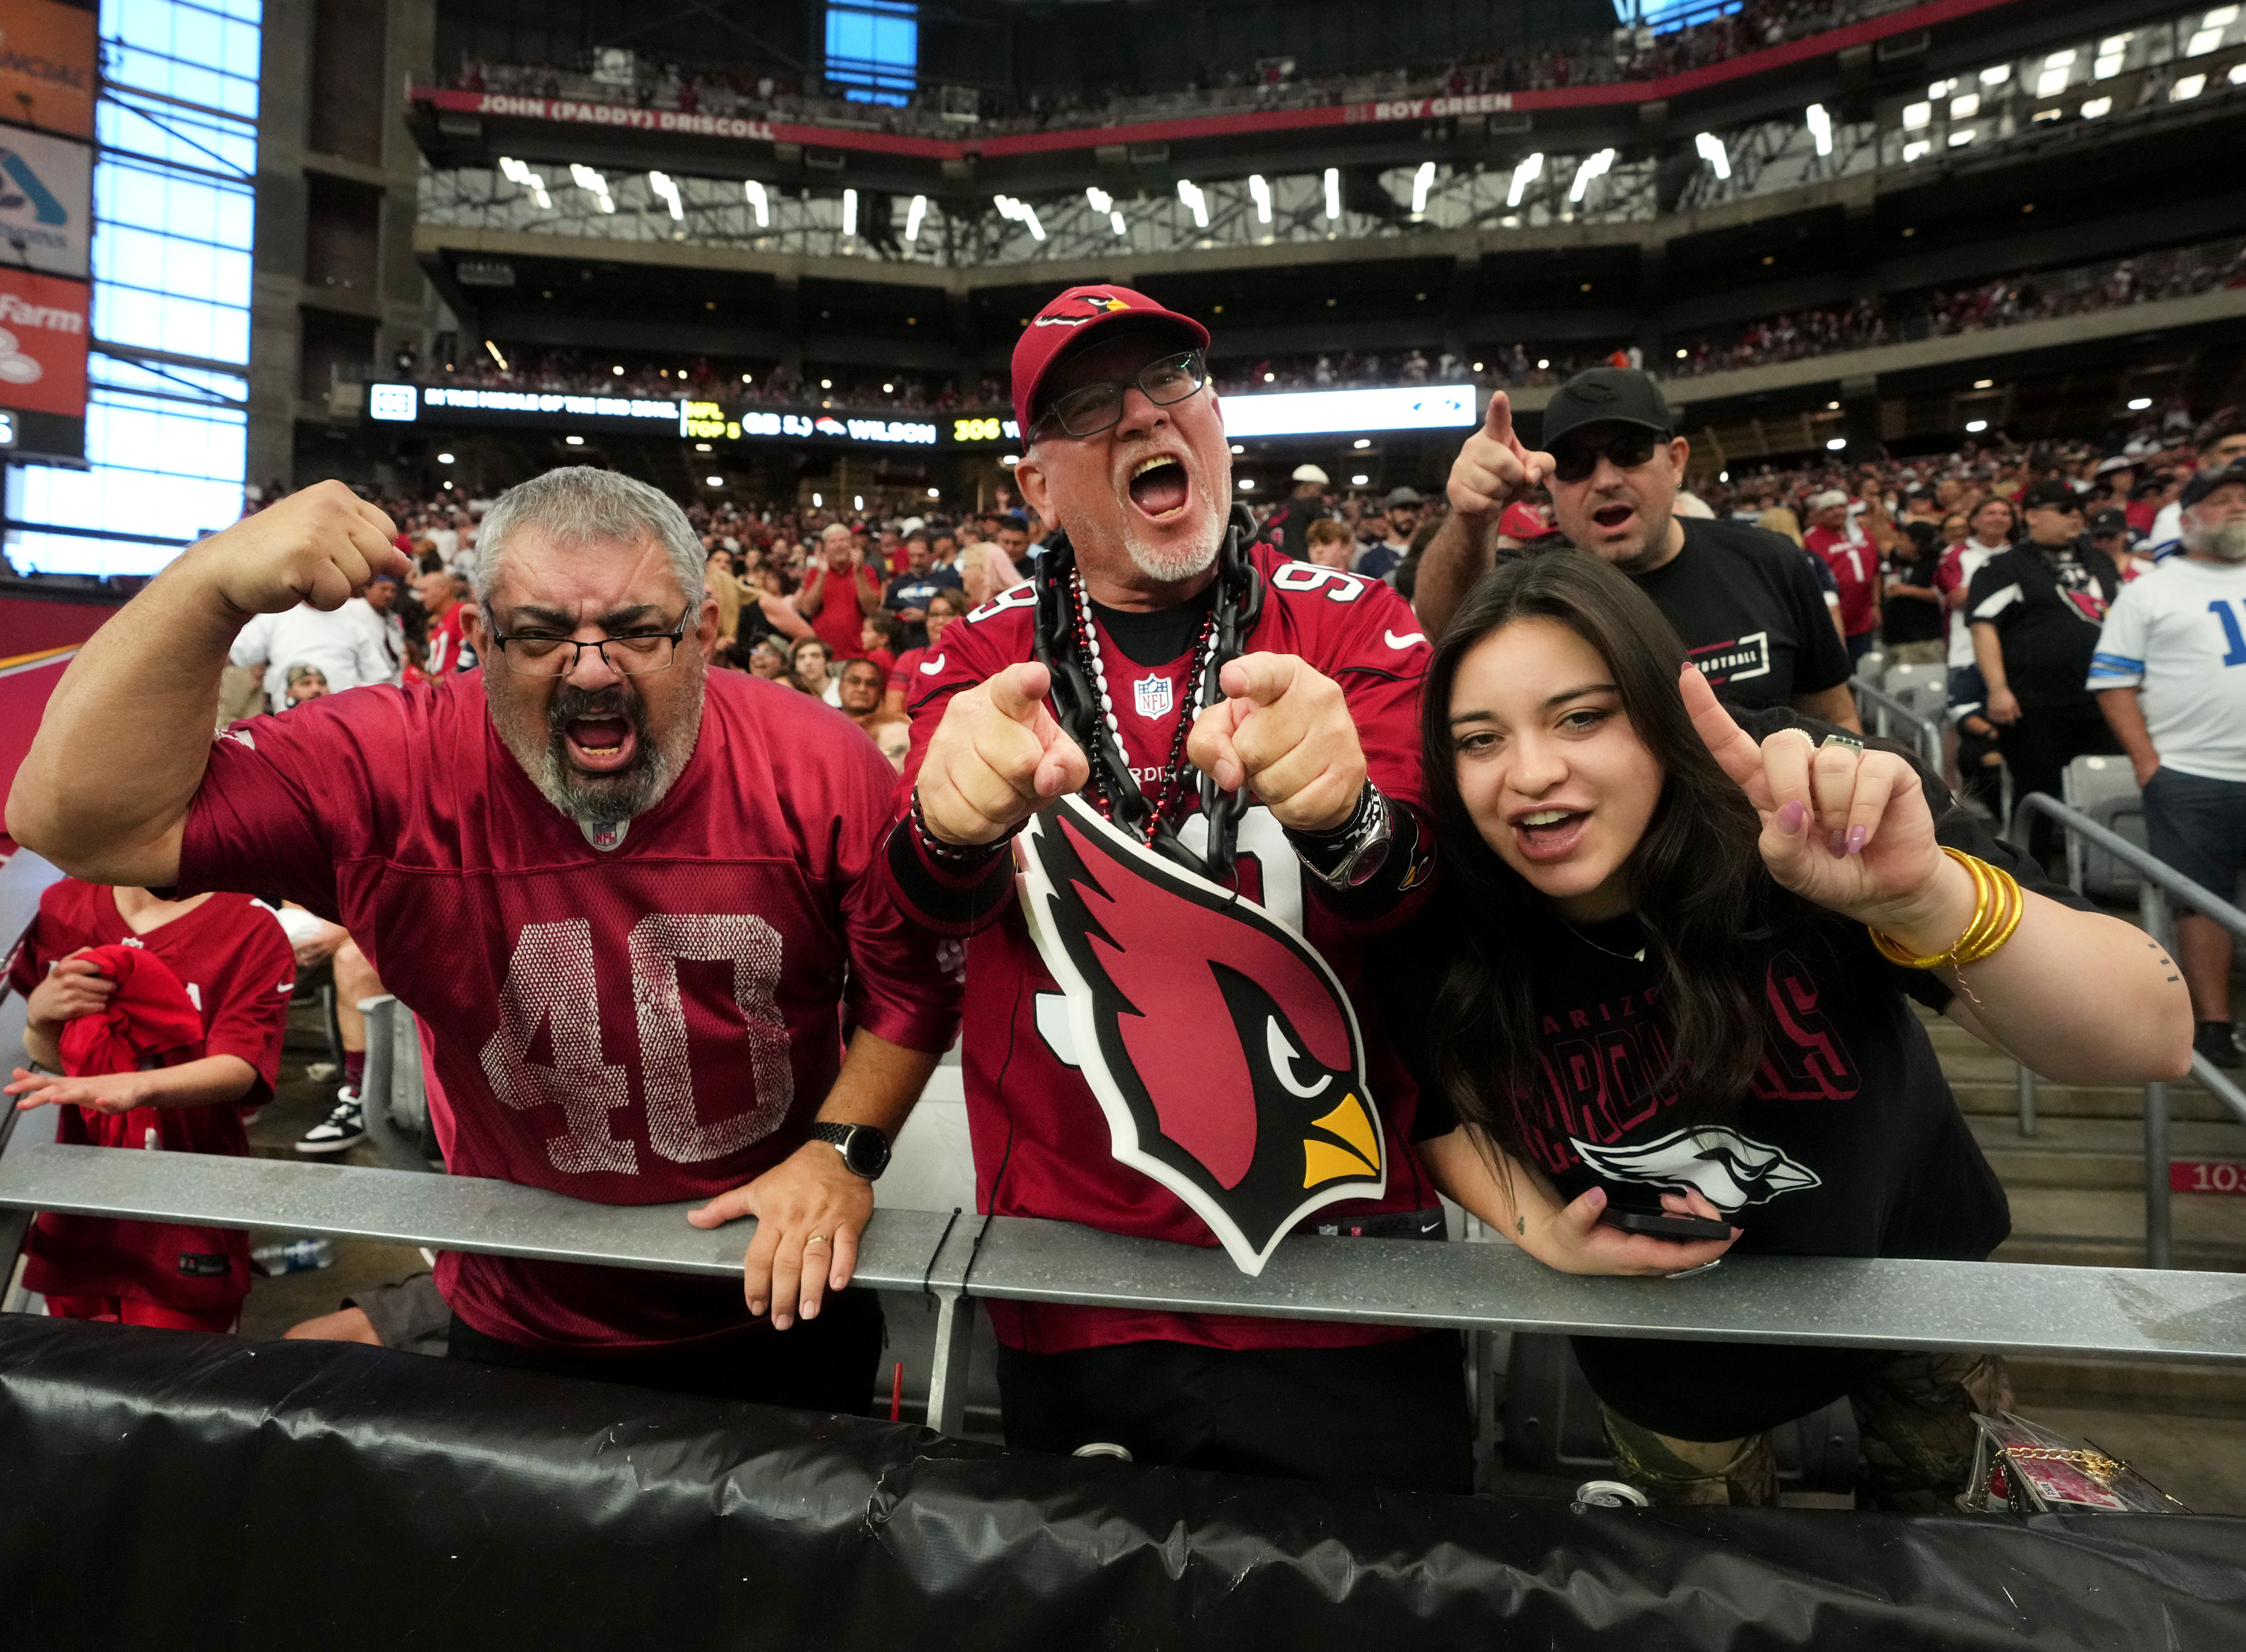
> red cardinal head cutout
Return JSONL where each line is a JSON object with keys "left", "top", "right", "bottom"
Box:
{"left": 1019, "top": 794, "right": 1384, "bottom": 1274}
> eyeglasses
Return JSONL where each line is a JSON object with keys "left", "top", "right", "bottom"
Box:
{"left": 1033, "top": 350, "right": 1208, "bottom": 439}
{"left": 1550, "top": 430, "right": 1662, "bottom": 483}
{"left": 486, "top": 614, "right": 689, "bottom": 676}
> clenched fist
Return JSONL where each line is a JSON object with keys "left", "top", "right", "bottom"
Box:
{"left": 185, "top": 480, "right": 409, "bottom": 619}
{"left": 916, "top": 662, "right": 1091, "bottom": 845}
{"left": 1446, "top": 391, "right": 1554, "bottom": 532}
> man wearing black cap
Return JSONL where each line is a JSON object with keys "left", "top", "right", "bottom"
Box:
{"left": 1967, "top": 480, "right": 2124, "bottom": 860}
{"left": 880, "top": 284, "right": 1474, "bottom": 1491}
{"left": 2087, "top": 507, "right": 2151, "bottom": 581}
{"left": 1417, "top": 369, "right": 1859, "bottom": 729}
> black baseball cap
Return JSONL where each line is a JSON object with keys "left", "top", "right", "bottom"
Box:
{"left": 2019, "top": 480, "right": 2082, "bottom": 513}
{"left": 2180, "top": 461, "right": 2246, "bottom": 509}
{"left": 2087, "top": 508, "right": 2128, "bottom": 536}
{"left": 1542, "top": 368, "right": 1676, "bottom": 451}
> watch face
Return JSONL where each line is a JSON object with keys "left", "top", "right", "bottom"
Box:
{"left": 844, "top": 1126, "right": 890, "bottom": 1179}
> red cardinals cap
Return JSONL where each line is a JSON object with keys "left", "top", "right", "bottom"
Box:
{"left": 1011, "top": 285, "right": 1210, "bottom": 442}
{"left": 1498, "top": 502, "right": 1550, "bottom": 540}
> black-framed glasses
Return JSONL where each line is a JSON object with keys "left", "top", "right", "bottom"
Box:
{"left": 1033, "top": 349, "right": 1208, "bottom": 439}
{"left": 485, "top": 614, "right": 689, "bottom": 677}
{"left": 1550, "top": 429, "right": 1662, "bottom": 483}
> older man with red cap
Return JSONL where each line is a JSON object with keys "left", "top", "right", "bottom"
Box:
{"left": 880, "top": 285, "right": 1472, "bottom": 1490}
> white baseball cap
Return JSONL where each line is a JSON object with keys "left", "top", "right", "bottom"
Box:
{"left": 1808, "top": 488, "right": 1848, "bottom": 510}
{"left": 1292, "top": 464, "right": 1330, "bottom": 485}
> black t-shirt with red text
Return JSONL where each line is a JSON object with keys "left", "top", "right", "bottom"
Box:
{"left": 1390, "top": 713, "right": 2081, "bottom": 1437}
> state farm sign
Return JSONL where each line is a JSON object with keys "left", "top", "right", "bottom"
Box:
{"left": 0, "top": 267, "right": 87, "bottom": 418}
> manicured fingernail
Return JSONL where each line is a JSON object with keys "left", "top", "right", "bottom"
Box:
{"left": 1846, "top": 826, "right": 1867, "bottom": 855}
{"left": 1583, "top": 1185, "right": 1606, "bottom": 1210}
{"left": 802, "top": 1302, "right": 818, "bottom": 1319}
{"left": 1827, "top": 829, "right": 1847, "bottom": 858}
{"left": 772, "top": 1313, "right": 790, "bottom": 1330}
{"left": 749, "top": 1300, "right": 765, "bottom": 1316}
{"left": 1776, "top": 800, "right": 1806, "bottom": 833}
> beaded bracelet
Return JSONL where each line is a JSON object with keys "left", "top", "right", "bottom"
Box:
{"left": 1868, "top": 847, "right": 2025, "bottom": 975}
{"left": 909, "top": 787, "right": 1013, "bottom": 869}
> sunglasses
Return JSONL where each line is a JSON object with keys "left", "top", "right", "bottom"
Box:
{"left": 1550, "top": 429, "right": 1663, "bottom": 483}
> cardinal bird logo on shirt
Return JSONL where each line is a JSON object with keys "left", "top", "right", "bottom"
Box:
{"left": 1018, "top": 794, "right": 1385, "bottom": 1275}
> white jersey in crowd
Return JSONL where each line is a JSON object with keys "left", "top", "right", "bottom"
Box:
{"left": 2087, "top": 557, "right": 2246, "bottom": 783}
{"left": 229, "top": 599, "right": 401, "bottom": 712}
{"left": 1945, "top": 539, "right": 2007, "bottom": 667}
{"left": 2149, "top": 500, "right": 2183, "bottom": 557}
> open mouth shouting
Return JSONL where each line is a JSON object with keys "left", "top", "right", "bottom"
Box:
{"left": 551, "top": 685, "right": 649, "bottom": 777}
{"left": 1510, "top": 805, "right": 1592, "bottom": 864}
{"left": 1589, "top": 500, "right": 1638, "bottom": 537}
{"left": 1126, "top": 452, "right": 1192, "bottom": 521}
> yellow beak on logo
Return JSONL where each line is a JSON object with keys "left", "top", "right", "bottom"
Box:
{"left": 1302, "top": 1091, "right": 1381, "bottom": 1187}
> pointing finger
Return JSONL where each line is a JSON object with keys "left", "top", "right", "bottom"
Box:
{"left": 985, "top": 662, "right": 1055, "bottom": 727}
{"left": 1216, "top": 652, "right": 1301, "bottom": 708}
{"left": 1187, "top": 699, "right": 1246, "bottom": 792}
{"left": 1483, "top": 389, "right": 1515, "bottom": 445}
{"left": 1678, "top": 663, "right": 1770, "bottom": 805}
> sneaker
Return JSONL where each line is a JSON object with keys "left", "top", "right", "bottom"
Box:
{"left": 2194, "top": 1023, "right": 2242, "bottom": 1071}
{"left": 295, "top": 1087, "right": 366, "bottom": 1155}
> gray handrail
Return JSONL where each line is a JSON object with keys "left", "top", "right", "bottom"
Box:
{"left": 1849, "top": 676, "right": 1944, "bottom": 773}
{"left": 2, "top": 1142, "right": 2245, "bottom": 1438}
{"left": 2009, "top": 792, "right": 2246, "bottom": 1270}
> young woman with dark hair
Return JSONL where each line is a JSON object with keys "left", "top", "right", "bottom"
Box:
{"left": 1404, "top": 551, "right": 2190, "bottom": 1506}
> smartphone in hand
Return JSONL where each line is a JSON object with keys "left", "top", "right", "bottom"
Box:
{"left": 1599, "top": 1207, "right": 1734, "bottom": 1242}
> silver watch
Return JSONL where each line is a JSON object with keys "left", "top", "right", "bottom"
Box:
{"left": 1300, "top": 787, "right": 1394, "bottom": 890}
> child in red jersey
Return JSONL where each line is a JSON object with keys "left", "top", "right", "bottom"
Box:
{"left": 6, "top": 880, "right": 296, "bottom": 1332}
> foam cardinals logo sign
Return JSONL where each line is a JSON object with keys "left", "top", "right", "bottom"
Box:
{"left": 1018, "top": 794, "right": 1384, "bottom": 1275}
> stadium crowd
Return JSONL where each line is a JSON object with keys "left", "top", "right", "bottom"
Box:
{"left": 442, "top": 0, "right": 1887, "bottom": 140}
{"left": 408, "top": 233, "right": 2244, "bottom": 419}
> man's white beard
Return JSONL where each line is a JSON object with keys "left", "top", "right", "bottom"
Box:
{"left": 489, "top": 661, "right": 708, "bottom": 827}
{"left": 2203, "top": 518, "right": 2246, "bottom": 563}
{"left": 1120, "top": 513, "right": 1223, "bottom": 583}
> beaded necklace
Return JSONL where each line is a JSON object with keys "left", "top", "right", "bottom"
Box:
{"left": 1032, "top": 508, "right": 1263, "bottom": 878}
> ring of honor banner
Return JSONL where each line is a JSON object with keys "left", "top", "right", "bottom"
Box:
{"left": 1018, "top": 794, "right": 1384, "bottom": 1275}
{"left": 1, "top": 1318, "right": 2240, "bottom": 1651}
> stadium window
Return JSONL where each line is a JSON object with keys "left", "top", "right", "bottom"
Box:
{"left": 825, "top": 1, "right": 918, "bottom": 106}
{"left": 1626, "top": 0, "right": 1742, "bottom": 35}
{"left": 6, "top": 0, "right": 260, "bottom": 577}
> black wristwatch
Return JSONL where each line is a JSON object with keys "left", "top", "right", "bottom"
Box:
{"left": 810, "top": 1121, "right": 891, "bottom": 1181}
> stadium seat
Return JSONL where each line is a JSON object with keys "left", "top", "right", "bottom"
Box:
{"left": 2061, "top": 755, "right": 2146, "bottom": 902}
{"left": 1880, "top": 661, "right": 1948, "bottom": 723}
{"left": 1856, "top": 649, "right": 1887, "bottom": 688}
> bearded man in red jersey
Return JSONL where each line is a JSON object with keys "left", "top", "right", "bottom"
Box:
{"left": 882, "top": 286, "right": 1472, "bottom": 1490}
{"left": 9, "top": 467, "right": 957, "bottom": 1408}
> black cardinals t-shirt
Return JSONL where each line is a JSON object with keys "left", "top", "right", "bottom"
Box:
{"left": 1393, "top": 715, "right": 2086, "bottom": 1438}
{"left": 1636, "top": 519, "right": 1854, "bottom": 711}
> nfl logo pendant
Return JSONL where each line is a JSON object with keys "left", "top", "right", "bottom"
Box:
{"left": 580, "top": 818, "right": 629, "bottom": 852}
{"left": 1133, "top": 674, "right": 1174, "bottom": 719}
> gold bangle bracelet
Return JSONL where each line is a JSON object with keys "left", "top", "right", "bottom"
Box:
{"left": 1869, "top": 848, "right": 2025, "bottom": 972}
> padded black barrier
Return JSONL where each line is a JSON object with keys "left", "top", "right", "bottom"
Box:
{"left": 1, "top": 1316, "right": 2243, "bottom": 1651}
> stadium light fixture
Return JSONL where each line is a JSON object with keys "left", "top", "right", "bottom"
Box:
{"left": 436, "top": 452, "right": 454, "bottom": 464}
{"left": 811, "top": 493, "right": 822, "bottom": 507}
{"left": 1567, "top": 148, "right": 1615, "bottom": 203}
{"left": 484, "top": 339, "right": 509, "bottom": 370}
{"left": 1323, "top": 167, "right": 1341, "bottom": 220}
{"left": 2081, "top": 96, "right": 2113, "bottom": 118}
{"left": 841, "top": 187, "right": 858, "bottom": 237}
{"left": 497, "top": 156, "right": 551, "bottom": 210}
{"left": 1965, "top": 420, "right": 1988, "bottom": 433}
{"left": 2129, "top": 396, "right": 2154, "bottom": 410}
{"left": 1086, "top": 185, "right": 1112, "bottom": 213}
{"left": 1903, "top": 140, "right": 1931, "bottom": 163}
{"left": 1109, "top": 210, "right": 1127, "bottom": 237}
{"left": 1980, "top": 64, "right": 2010, "bottom": 85}
{"left": 1693, "top": 132, "right": 1730, "bottom": 180}
{"left": 1351, "top": 473, "right": 1369, "bottom": 485}
{"left": 1974, "top": 378, "right": 1994, "bottom": 389}
{"left": 2173, "top": 74, "right": 2207, "bottom": 100}
{"left": 1948, "top": 130, "right": 1974, "bottom": 147}
{"left": 904, "top": 194, "right": 927, "bottom": 240}
{"left": 706, "top": 475, "right": 724, "bottom": 487}
{"left": 569, "top": 163, "right": 614, "bottom": 213}
{"left": 1176, "top": 179, "right": 1209, "bottom": 229}
{"left": 1826, "top": 437, "right": 1847, "bottom": 451}
{"left": 2188, "top": 27, "right": 2223, "bottom": 55}
{"left": 1238, "top": 478, "right": 1255, "bottom": 490}
{"left": 1410, "top": 160, "right": 1436, "bottom": 214}
{"left": 1805, "top": 103, "right": 1833, "bottom": 155}
{"left": 2234, "top": 62, "right": 2246, "bottom": 85}
{"left": 565, "top": 435, "right": 584, "bottom": 446}
{"left": 994, "top": 194, "right": 1046, "bottom": 241}
{"left": 927, "top": 487, "right": 940, "bottom": 499}
{"left": 648, "top": 171, "right": 684, "bottom": 220}
{"left": 1901, "top": 101, "right": 1930, "bottom": 130}
{"left": 1353, "top": 438, "right": 1371, "bottom": 449}
{"left": 1249, "top": 174, "right": 1272, "bottom": 223}
{"left": 855, "top": 496, "right": 865, "bottom": 511}
{"left": 1951, "top": 92, "right": 1980, "bottom": 118}
{"left": 1506, "top": 152, "right": 1544, "bottom": 208}
{"left": 745, "top": 179, "right": 770, "bottom": 227}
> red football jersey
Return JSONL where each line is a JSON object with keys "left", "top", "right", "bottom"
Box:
{"left": 888, "top": 545, "right": 1444, "bottom": 1355}
{"left": 425, "top": 604, "right": 478, "bottom": 675}
{"left": 176, "top": 667, "right": 960, "bottom": 1354}
{"left": 7, "top": 881, "right": 295, "bottom": 1314}
{"left": 1806, "top": 525, "right": 1877, "bottom": 639}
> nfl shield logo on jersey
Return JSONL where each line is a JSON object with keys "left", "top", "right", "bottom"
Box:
{"left": 1133, "top": 674, "right": 1174, "bottom": 719}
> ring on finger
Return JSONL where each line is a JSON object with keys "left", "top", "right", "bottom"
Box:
{"left": 804, "top": 1233, "right": 830, "bottom": 1247}
{"left": 1818, "top": 733, "right": 1864, "bottom": 755}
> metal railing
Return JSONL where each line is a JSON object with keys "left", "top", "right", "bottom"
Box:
{"left": 2014, "top": 792, "right": 2246, "bottom": 1270}
{"left": 1851, "top": 675, "right": 1945, "bottom": 774}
